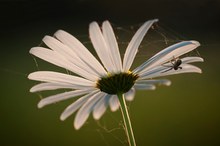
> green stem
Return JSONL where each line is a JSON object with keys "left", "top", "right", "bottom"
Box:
{"left": 117, "top": 93, "right": 136, "bottom": 146}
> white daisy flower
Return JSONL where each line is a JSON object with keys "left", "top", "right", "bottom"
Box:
{"left": 28, "top": 19, "right": 203, "bottom": 130}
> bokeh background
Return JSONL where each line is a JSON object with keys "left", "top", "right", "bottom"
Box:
{"left": 1, "top": 0, "right": 220, "bottom": 146}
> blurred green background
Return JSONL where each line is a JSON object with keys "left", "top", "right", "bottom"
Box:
{"left": 1, "top": 0, "right": 220, "bottom": 146}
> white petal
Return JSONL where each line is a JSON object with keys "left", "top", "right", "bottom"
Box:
{"left": 28, "top": 71, "right": 95, "bottom": 87}
{"left": 43, "top": 36, "right": 100, "bottom": 79}
{"left": 159, "top": 64, "right": 202, "bottom": 76}
{"left": 134, "top": 84, "right": 156, "bottom": 90}
{"left": 109, "top": 95, "right": 120, "bottom": 112}
{"left": 123, "top": 19, "right": 158, "bottom": 72}
{"left": 136, "top": 79, "right": 171, "bottom": 86}
{"left": 93, "top": 94, "right": 110, "bottom": 120}
{"left": 124, "top": 88, "right": 136, "bottom": 101}
{"left": 54, "top": 30, "right": 107, "bottom": 76}
{"left": 38, "top": 89, "right": 93, "bottom": 108}
{"left": 60, "top": 90, "right": 99, "bottom": 121}
{"left": 181, "top": 57, "right": 204, "bottom": 64}
{"left": 30, "top": 82, "right": 85, "bottom": 92}
{"left": 140, "top": 64, "right": 202, "bottom": 79}
{"left": 102, "top": 20, "right": 122, "bottom": 72}
{"left": 30, "top": 47, "right": 68, "bottom": 67}
{"left": 134, "top": 41, "right": 200, "bottom": 74}
{"left": 30, "top": 47, "right": 97, "bottom": 81}
{"left": 89, "top": 22, "right": 114, "bottom": 72}
{"left": 74, "top": 92, "right": 105, "bottom": 130}
{"left": 139, "top": 65, "right": 166, "bottom": 78}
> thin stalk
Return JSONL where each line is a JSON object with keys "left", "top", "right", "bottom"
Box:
{"left": 117, "top": 93, "right": 136, "bottom": 146}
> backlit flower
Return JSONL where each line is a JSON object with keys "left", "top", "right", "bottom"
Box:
{"left": 28, "top": 19, "right": 203, "bottom": 129}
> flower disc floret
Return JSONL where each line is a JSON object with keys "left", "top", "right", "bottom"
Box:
{"left": 96, "top": 72, "right": 139, "bottom": 94}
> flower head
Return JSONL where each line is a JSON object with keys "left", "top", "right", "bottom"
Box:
{"left": 28, "top": 19, "right": 203, "bottom": 129}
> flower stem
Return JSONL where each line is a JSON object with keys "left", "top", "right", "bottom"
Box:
{"left": 117, "top": 93, "right": 136, "bottom": 146}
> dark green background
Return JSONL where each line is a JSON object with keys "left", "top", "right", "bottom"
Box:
{"left": 1, "top": 0, "right": 220, "bottom": 146}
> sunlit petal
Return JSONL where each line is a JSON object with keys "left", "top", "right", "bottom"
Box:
{"left": 134, "top": 84, "right": 156, "bottom": 90}
{"left": 102, "top": 20, "right": 122, "bottom": 72}
{"left": 43, "top": 36, "right": 100, "bottom": 79}
{"left": 181, "top": 57, "right": 204, "bottom": 64}
{"left": 93, "top": 94, "right": 110, "bottom": 120}
{"left": 54, "top": 30, "right": 107, "bottom": 76}
{"left": 134, "top": 41, "right": 200, "bottom": 74}
{"left": 60, "top": 90, "right": 99, "bottom": 121}
{"left": 38, "top": 89, "right": 93, "bottom": 108}
{"left": 109, "top": 95, "right": 120, "bottom": 112}
{"left": 136, "top": 79, "right": 171, "bottom": 86}
{"left": 30, "top": 82, "right": 90, "bottom": 92}
{"left": 74, "top": 92, "right": 105, "bottom": 130}
{"left": 124, "top": 88, "right": 135, "bottom": 101}
{"left": 30, "top": 47, "right": 97, "bottom": 80}
{"left": 140, "top": 64, "right": 202, "bottom": 79}
{"left": 89, "top": 22, "right": 115, "bottom": 72}
{"left": 123, "top": 19, "right": 158, "bottom": 71}
{"left": 28, "top": 71, "right": 95, "bottom": 87}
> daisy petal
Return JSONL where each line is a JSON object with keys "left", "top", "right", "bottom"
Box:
{"left": 134, "top": 84, "right": 156, "bottom": 90}
{"left": 109, "top": 95, "right": 120, "bottom": 112}
{"left": 43, "top": 36, "right": 100, "bottom": 79}
{"left": 159, "top": 64, "right": 202, "bottom": 76}
{"left": 30, "top": 47, "right": 68, "bottom": 67}
{"left": 38, "top": 89, "right": 93, "bottom": 108}
{"left": 139, "top": 66, "right": 168, "bottom": 78}
{"left": 74, "top": 92, "right": 105, "bottom": 130}
{"left": 60, "top": 90, "right": 99, "bottom": 121}
{"left": 102, "top": 20, "right": 122, "bottom": 72}
{"left": 30, "top": 82, "right": 86, "bottom": 92}
{"left": 30, "top": 47, "right": 97, "bottom": 80}
{"left": 181, "top": 57, "right": 204, "bottom": 64}
{"left": 89, "top": 21, "right": 114, "bottom": 72}
{"left": 28, "top": 71, "right": 95, "bottom": 87}
{"left": 136, "top": 79, "right": 171, "bottom": 86}
{"left": 54, "top": 30, "right": 107, "bottom": 76}
{"left": 123, "top": 19, "right": 158, "bottom": 72}
{"left": 93, "top": 94, "right": 110, "bottom": 120}
{"left": 124, "top": 88, "right": 135, "bottom": 101}
{"left": 134, "top": 41, "right": 200, "bottom": 74}
{"left": 140, "top": 64, "right": 202, "bottom": 79}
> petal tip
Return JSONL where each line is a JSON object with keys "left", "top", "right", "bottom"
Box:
{"left": 93, "top": 113, "right": 101, "bottom": 120}
{"left": 37, "top": 101, "right": 44, "bottom": 108}
{"left": 190, "top": 40, "right": 200, "bottom": 47}
{"left": 109, "top": 104, "right": 119, "bottom": 112}
{"left": 60, "top": 115, "right": 66, "bottom": 121}
{"left": 103, "top": 20, "right": 110, "bottom": 24}
{"left": 54, "top": 29, "right": 64, "bottom": 35}
{"left": 74, "top": 121, "right": 82, "bottom": 130}
{"left": 27, "top": 73, "right": 33, "bottom": 80}
{"left": 29, "top": 47, "right": 36, "bottom": 54}
{"left": 42, "top": 35, "right": 51, "bottom": 42}
{"left": 152, "top": 19, "right": 159, "bottom": 22}
{"left": 152, "top": 86, "right": 156, "bottom": 90}
{"left": 29, "top": 87, "right": 36, "bottom": 93}
{"left": 89, "top": 21, "right": 98, "bottom": 26}
{"left": 165, "top": 80, "right": 172, "bottom": 86}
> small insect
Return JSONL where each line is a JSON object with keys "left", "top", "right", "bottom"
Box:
{"left": 162, "top": 57, "right": 182, "bottom": 73}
